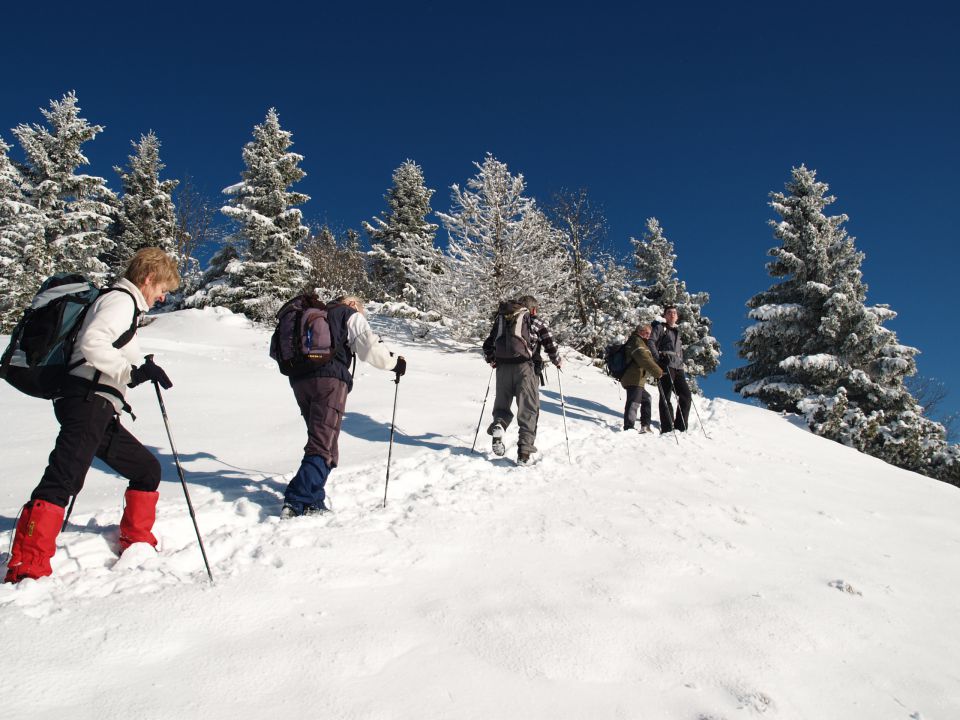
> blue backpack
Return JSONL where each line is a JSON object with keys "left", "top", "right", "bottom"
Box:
{"left": 0, "top": 274, "right": 137, "bottom": 399}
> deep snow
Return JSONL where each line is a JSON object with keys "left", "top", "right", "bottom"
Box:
{"left": 1, "top": 307, "right": 958, "bottom": 720}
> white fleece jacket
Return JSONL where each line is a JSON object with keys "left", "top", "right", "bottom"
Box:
{"left": 346, "top": 312, "right": 397, "bottom": 371}
{"left": 67, "top": 277, "right": 148, "bottom": 412}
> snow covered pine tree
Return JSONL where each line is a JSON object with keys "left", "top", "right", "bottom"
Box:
{"left": 363, "top": 159, "right": 443, "bottom": 309}
{"left": 198, "top": 108, "right": 310, "bottom": 321}
{"left": 728, "top": 165, "right": 958, "bottom": 483}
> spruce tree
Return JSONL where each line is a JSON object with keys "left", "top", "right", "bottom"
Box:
{"left": 207, "top": 108, "right": 310, "bottom": 321}
{"left": 631, "top": 217, "right": 720, "bottom": 389}
{"left": 108, "top": 131, "right": 178, "bottom": 275}
{"left": 12, "top": 92, "right": 116, "bottom": 284}
{"left": 0, "top": 137, "right": 48, "bottom": 330}
{"left": 363, "top": 160, "right": 442, "bottom": 308}
{"left": 729, "top": 165, "right": 957, "bottom": 482}
{"left": 437, "top": 154, "right": 569, "bottom": 337}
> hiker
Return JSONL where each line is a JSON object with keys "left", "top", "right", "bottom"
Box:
{"left": 4, "top": 248, "right": 180, "bottom": 584}
{"left": 649, "top": 305, "right": 692, "bottom": 433}
{"left": 279, "top": 295, "right": 405, "bottom": 518}
{"left": 482, "top": 295, "right": 561, "bottom": 464}
{"left": 621, "top": 323, "right": 664, "bottom": 433}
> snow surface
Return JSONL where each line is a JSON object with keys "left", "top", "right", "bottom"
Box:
{"left": 1, "top": 307, "right": 958, "bottom": 719}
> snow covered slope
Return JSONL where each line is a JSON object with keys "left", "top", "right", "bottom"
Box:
{"left": 1, "top": 307, "right": 958, "bottom": 719}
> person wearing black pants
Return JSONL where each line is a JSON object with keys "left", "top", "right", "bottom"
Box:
{"left": 4, "top": 248, "right": 179, "bottom": 584}
{"left": 650, "top": 305, "right": 692, "bottom": 433}
{"left": 32, "top": 395, "right": 161, "bottom": 508}
{"left": 660, "top": 367, "right": 692, "bottom": 433}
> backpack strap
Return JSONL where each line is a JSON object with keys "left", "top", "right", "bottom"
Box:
{"left": 102, "top": 287, "right": 142, "bottom": 348}
{"left": 328, "top": 301, "right": 358, "bottom": 371}
{"left": 80, "top": 369, "right": 136, "bottom": 420}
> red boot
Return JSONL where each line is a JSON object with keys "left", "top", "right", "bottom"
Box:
{"left": 118, "top": 489, "right": 159, "bottom": 552}
{"left": 4, "top": 500, "right": 64, "bottom": 583}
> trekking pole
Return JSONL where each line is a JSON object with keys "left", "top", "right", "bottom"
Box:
{"left": 690, "top": 393, "right": 712, "bottom": 440}
{"left": 152, "top": 381, "right": 214, "bottom": 583}
{"left": 656, "top": 377, "right": 680, "bottom": 446}
{"left": 470, "top": 366, "right": 495, "bottom": 454}
{"left": 61, "top": 495, "right": 77, "bottom": 532}
{"left": 382, "top": 373, "right": 401, "bottom": 508}
{"left": 556, "top": 368, "right": 572, "bottom": 463}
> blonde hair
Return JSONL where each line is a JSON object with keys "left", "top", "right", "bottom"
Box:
{"left": 335, "top": 295, "right": 366, "bottom": 314}
{"left": 124, "top": 248, "right": 181, "bottom": 290}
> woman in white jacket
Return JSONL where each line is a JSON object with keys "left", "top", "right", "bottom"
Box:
{"left": 4, "top": 248, "right": 180, "bottom": 584}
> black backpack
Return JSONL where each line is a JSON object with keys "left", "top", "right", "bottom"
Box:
{"left": 604, "top": 342, "right": 630, "bottom": 380}
{"left": 269, "top": 294, "right": 336, "bottom": 377}
{"left": 0, "top": 274, "right": 138, "bottom": 399}
{"left": 493, "top": 300, "right": 533, "bottom": 360}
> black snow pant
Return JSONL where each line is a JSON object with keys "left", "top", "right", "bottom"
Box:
{"left": 623, "top": 386, "right": 652, "bottom": 430}
{"left": 658, "top": 368, "right": 691, "bottom": 433}
{"left": 31, "top": 395, "right": 161, "bottom": 508}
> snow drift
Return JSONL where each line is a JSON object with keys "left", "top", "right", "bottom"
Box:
{"left": 1, "top": 307, "right": 957, "bottom": 719}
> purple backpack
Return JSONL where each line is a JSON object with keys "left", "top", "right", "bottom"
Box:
{"left": 269, "top": 294, "right": 334, "bottom": 377}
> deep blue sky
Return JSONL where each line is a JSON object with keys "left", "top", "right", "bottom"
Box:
{"left": 3, "top": 2, "right": 958, "bottom": 424}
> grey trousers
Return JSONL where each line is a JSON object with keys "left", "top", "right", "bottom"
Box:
{"left": 492, "top": 362, "right": 539, "bottom": 453}
{"left": 623, "top": 386, "right": 652, "bottom": 429}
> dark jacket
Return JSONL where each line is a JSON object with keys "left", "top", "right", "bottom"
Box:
{"left": 292, "top": 302, "right": 356, "bottom": 389}
{"left": 620, "top": 334, "right": 664, "bottom": 388}
{"left": 649, "top": 321, "right": 684, "bottom": 370}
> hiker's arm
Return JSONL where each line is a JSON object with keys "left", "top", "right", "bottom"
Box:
{"left": 535, "top": 321, "right": 561, "bottom": 367}
{"left": 346, "top": 312, "right": 397, "bottom": 371}
{"left": 482, "top": 321, "right": 497, "bottom": 364}
{"left": 646, "top": 328, "right": 665, "bottom": 366}
{"left": 76, "top": 293, "right": 138, "bottom": 384}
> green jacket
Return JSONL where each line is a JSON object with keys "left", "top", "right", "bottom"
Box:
{"left": 620, "top": 334, "right": 664, "bottom": 388}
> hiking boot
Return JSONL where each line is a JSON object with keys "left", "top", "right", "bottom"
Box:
{"left": 517, "top": 452, "right": 531, "bottom": 465}
{"left": 303, "top": 504, "right": 328, "bottom": 517}
{"left": 490, "top": 423, "right": 506, "bottom": 456}
{"left": 639, "top": 425, "right": 652, "bottom": 434}
{"left": 279, "top": 504, "right": 299, "bottom": 520}
{"left": 119, "top": 489, "right": 159, "bottom": 552}
{"left": 4, "top": 500, "right": 63, "bottom": 583}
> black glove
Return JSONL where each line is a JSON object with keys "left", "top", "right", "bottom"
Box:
{"left": 393, "top": 356, "right": 407, "bottom": 378}
{"left": 129, "top": 355, "right": 173, "bottom": 389}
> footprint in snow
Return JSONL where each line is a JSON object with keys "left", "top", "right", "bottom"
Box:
{"left": 828, "top": 579, "right": 862, "bottom": 596}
